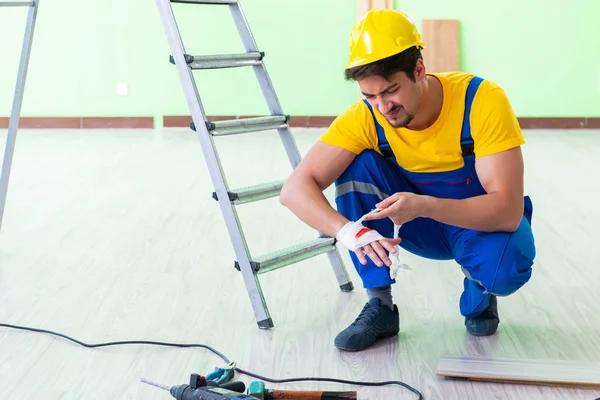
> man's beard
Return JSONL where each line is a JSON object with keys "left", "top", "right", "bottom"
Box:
{"left": 386, "top": 105, "right": 414, "bottom": 128}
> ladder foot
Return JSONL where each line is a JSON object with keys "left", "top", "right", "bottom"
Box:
{"left": 257, "top": 318, "right": 274, "bottom": 329}
{"left": 339, "top": 282, "right": 354, "bottom": 292}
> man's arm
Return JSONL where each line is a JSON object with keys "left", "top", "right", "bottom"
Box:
{"left": 422, "top": 146, "right": 525, "bottom": 232}
{"left": 279, "top": 141, "right": 356, "bottom": 238}
{"left": 368, "top": 147, "right": 524, "bottom": 232}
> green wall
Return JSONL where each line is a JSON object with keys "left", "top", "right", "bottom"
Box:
{"left": 401, "top": 0, "right": 600, "bottom": 117}
{"left": 1, "top": 0, "right": 598, "bottom": 121}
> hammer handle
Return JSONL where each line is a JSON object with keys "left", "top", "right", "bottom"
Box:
{"left": 266, "top": 389, "right": 357, "bottom": 399}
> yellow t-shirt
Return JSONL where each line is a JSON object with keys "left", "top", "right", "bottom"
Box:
{"left": 319, "top": 72, "right": 525, "bottom": 173}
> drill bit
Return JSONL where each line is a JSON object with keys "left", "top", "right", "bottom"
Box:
{"left": 141, "top": 378, "right": 171, "bottom": 391}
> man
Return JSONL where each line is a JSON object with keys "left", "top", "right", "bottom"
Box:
{"left": 280, "top": 9, "right": 536, "bottom": 352}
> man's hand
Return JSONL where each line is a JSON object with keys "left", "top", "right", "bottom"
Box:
{"left": 364, "top": 192, "right": 426, "bottom": 225}
{"left": 355, "top": 238, "right": 402, "bottom": 267}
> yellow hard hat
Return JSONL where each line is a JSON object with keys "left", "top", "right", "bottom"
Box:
{"left": 346, "top": 9, "right": 426, "bottom": 69}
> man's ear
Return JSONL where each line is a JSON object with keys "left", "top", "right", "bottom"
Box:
{"left": 414, "top": 58, "right": 426, "bottom": 81}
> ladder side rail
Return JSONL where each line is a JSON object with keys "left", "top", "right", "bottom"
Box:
{"left": 155, "top": 0, "right": 272, "bottom": 326}
{"left": 227, "top": 2, "right": 302, "bottom": 169}
{"left": 0, "top": 0, "right": 39, "bottom": 233}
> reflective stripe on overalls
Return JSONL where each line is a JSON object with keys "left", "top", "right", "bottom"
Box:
{"left": 334, "top": 76, "right": 536, "bottom": 318}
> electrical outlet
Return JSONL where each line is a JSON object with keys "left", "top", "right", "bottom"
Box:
{"left": 116, "top": 82, "right": 129, "bottom": 96}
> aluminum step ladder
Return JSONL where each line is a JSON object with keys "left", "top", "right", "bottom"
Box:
{"left": 0, "top": 1, "right": 39, "bottom": 234}
{"left": 155, "top": 0, "right": 354, "bottom": 329}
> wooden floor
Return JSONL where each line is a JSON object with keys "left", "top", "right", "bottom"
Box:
{"left": 0, "top": 127, "right": 600, "bottom": 400}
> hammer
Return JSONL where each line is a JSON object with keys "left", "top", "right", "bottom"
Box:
{"left": 247, "top": 381, "right": 357, "bottom": 400}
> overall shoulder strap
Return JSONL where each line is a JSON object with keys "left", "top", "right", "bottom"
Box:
{"left": 363, "top": 99, "right": 395, "bottom": 159}
{"left": 461, "top": 76, "right": 484, "bottom": 158}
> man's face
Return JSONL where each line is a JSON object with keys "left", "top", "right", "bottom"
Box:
{"left": 358, "top": 70, "right": 420, "bottom": 128}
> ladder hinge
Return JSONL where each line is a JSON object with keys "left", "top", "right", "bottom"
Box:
{"left": 212, "top": 191, "right": 237, "bottom": 202}
{"left": 234, "top": 261, "right": 260, "bottom": 273}
{"left": 169, "top": 54, "right": 194, "bottom": 64}
{"left": 188, "top": 121, "right": 219, "bottom": 131}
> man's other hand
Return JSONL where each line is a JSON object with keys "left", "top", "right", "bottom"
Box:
{"left": 365, "top": 192, "right": 426, "bottom": 225}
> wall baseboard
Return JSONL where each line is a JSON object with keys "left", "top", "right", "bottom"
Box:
{"left": 517, "top": 118, "right": 600, "bottom": 129}
{"left": 1, "top": 116, "right": 599, "bottom": 129}
{"left": 0, "top": 117, "right": 154, "bottom": 129}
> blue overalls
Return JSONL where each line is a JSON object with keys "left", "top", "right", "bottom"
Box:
{"left": 334, "top": 76, "right": 536, "bottom": 318}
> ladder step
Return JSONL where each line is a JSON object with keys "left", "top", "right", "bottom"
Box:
{"left": 170, "top": 52, "right": 264, "bottom": 70}
{"left": 235, "top": 237, "right": 336, "bottom": 275}
{"left": 191, "top": 115, "right": 289, "bottom": 136}
{"left": 170, "top": 0, "right": 237, "bottom": 4}
{"left": 0, "top": 1, "right": 34, "bottom": 6}
{"left": 213, "top": 180, "right": 284, "bottom": 205}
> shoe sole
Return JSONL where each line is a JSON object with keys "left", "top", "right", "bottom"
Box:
{"left": 466, "top": 322, "right": 499, "bottom": 336}
{"left": 467, "top": 329, "right": 498, "bottom": 336}
{"left": 335, "top": 330, "right": 399, "bottom": 352}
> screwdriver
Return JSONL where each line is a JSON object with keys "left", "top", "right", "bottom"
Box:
{"left": 141, "top": 374, "right": 255, "bottom": 400}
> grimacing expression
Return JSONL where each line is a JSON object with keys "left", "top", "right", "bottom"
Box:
{"left": 359, "top": 71, "right": 420, "bottom": 128}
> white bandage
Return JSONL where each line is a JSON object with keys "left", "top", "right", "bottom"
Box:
{"left": 388, "top": 223, "right": 410, "bottom": 279}
{"left": 336, "top": 208, "right": 410, "bottom": 279}
{"left": 336, "top": 220, "right": 385, "bottom": 251}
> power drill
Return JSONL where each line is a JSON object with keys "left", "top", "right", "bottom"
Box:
{"left": 142, "top": 373, "right": 256, "bottom": 400}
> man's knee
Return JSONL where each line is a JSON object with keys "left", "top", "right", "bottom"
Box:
{"left": 461, "top": 219, "right": 536, "bottom": 296}
{"left": 488, "top": 242, "right": 535, "bottom": 296}
{"left": 487, "top": 223, "right": 536, "bottom": 296}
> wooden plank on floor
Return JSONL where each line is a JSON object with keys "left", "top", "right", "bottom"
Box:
{"left": 421, "top": 19, "right": 460, "bottom": 72}
{"left": 437, "top": 354, "right": 600, "bottom": 389}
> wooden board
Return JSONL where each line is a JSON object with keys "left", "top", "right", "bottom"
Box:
{"left": 437, "top": 355, "right": 600, "bottom": 389}
{"left": 421, "top": 19, "right": 460, "bottom": 72}
{"left": 357, "top": 0, "right": 394, "bottom": 19}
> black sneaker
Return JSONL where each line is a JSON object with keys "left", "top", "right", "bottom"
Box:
{"left": 334, "top": 298, "right": 400, "bottom": 351}
{"left": 465, "top": 295, "right": 499, "bottom": 336}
